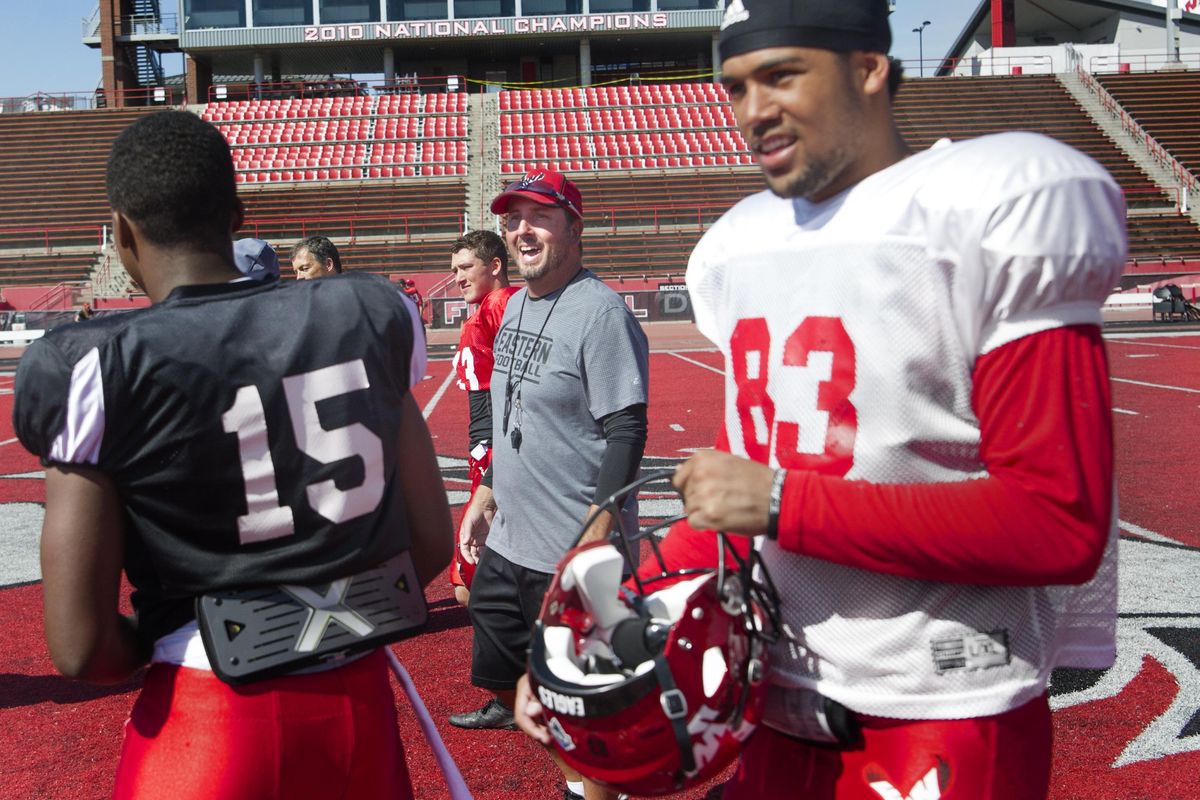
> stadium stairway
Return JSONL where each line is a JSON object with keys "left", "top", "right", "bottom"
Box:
{"left": 1095, "top": 70, "right": 1200, "bottom": 184}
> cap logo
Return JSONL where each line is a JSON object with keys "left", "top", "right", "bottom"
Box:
{"left": 721, "top": 0, "right": 749, "bottom": 30}
{"left": 519, "top": 172, "right": 547, "bottom": 188}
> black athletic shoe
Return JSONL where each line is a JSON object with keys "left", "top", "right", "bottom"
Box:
{"left": 448, "top": 698, "right": 517, "bottom": 730}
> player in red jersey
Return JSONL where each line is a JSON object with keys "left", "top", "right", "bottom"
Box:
{"left": 515, "top": 2, "right": 1127, "bottom": 798}
{"left": 449, "top": 230, "right": 518, "bottom": 606}
{"left": 401, "top": 278, "right": 427, "bottom": 325}
{"left": 15, "top": 111, "right": 453, "bottom": 800}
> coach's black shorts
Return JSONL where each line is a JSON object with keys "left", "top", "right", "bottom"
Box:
{"left": 467, "top": 547, "right": 554, "bottom": 691}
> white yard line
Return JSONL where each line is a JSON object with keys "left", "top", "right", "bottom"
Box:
{"left": 669, "top": 423, "right": 685, "bottom": 432}
{"left": 1112, "top": 377, "right": 1200, "bottom": 395}
{"left": 421, "top": 369, "right": 456, "bottom": 419}
{"left": 1120, "top": 519, "right": 1180, "bottom": 545}
{"left": 1112, "top": 340, "right": 1200, "bottom": 351}
{"left": 0, "top": 437, "right": 18, "bottom": 447}
{"left": 1112, "top": 408, "right": 1140, "bottom": 416}
{"left": 1105, "top": 331, "right": 1200, "bottom": 344}
{"left": 669, "top": 351, "right": 724, "bottom": 375}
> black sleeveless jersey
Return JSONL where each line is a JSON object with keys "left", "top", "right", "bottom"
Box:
{"left": 14, "top": 273, "right": 420, "bottom": 645}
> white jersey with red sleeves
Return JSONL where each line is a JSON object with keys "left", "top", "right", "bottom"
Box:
{"left": 453, "top": 286, "right": 519, "bottom": 391}
{"left": 687, "top": 132, "right": 1127, "bottom": 720}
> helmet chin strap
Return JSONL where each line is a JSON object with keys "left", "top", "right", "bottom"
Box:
{"left": 650, "top": 644, "right": 697, "bottom": 781}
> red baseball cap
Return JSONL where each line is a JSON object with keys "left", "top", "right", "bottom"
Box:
{"left": 491, "top": 168, "right": 584, "bottom": 219}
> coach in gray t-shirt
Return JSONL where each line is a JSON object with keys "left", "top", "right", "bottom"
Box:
{"left": 450, "top": 170, "right": 648, "bottom": 800}
{"left": 485, "top": 271, "right": 646, "bottom": 572}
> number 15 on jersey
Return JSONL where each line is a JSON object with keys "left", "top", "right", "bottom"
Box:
{"left": 222, "top": 359, "right": 386, "bottom": 545}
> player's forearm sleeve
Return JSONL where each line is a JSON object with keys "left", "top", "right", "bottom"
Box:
{"left": 467, "top": 389, "right": 492, "bottom": 451}
{"left": 594, "top": 404, "right": 648, "bottom": 505}
{"left": 774, "top": 325, "right": 1114, "bottom": 586}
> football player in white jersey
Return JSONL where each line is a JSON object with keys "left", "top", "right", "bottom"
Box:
{"left": 515, "top": 1, "right": 1127, "bottom": 798}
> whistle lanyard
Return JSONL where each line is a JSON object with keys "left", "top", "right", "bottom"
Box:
{"left": 502, "top": 270, "right": 581, "bottom": 452}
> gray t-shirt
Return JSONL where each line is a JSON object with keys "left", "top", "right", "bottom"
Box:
{"left": 487, "top": 269, "right": 649, "bottom": 573}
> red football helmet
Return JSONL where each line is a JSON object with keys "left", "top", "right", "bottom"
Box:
{"left": 527, "top": 471, "right": 784, "bottom": 797}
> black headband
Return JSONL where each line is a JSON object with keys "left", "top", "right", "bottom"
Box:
{"left": 718, "top": 0, "right": 892, "bottom": 63}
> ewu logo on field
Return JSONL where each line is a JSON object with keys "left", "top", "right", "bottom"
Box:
{"left": 1050, "top": 535, "right": 1200, "bottom": 777}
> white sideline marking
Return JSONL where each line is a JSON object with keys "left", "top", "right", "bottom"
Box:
{"left": 1113, "top": 408, "right": 1139, "bottom": 415}
{"left": 1120, "top": 519, "right": 1178, "bottom": 545}
{"left": 669, "top": 352, "right": 724, "bottom": 375}
{"left": 421, "top": 368, "right": 456, "bottom": 419}
{"left": 1112, "top": 377, "right": 1200, "bottom": 395}
{"left": 1105, "top": 331, "right": 1200, "bottom": 342}
{"left": 1112, "top": 341, "right": 1200, "bottom": 352}
{"left": 669, "top": 423, "right": 685, "bottom": 432}
{"left": 0, "top": 438, "right": 18, "bottom": 447}
{"left": 1126, "top": 353, "right": 1159, "bottom": 359}
{"left": 1116, "top": 341, "right": 1200, "bottom": 351}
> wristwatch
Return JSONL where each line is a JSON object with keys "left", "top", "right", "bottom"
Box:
{"left": 766, "top": 468, "right": 787, "bottom": 540}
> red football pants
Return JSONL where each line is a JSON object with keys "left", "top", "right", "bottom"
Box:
{"left": 724, "top": 693, "right": 1052, "bottom": 800}
{"left": 112, "top": 649, "right": 413, "bottom": 800}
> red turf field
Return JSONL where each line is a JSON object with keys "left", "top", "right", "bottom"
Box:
{"left": 1, "top": 329, "right": 1198, "bottom": 799}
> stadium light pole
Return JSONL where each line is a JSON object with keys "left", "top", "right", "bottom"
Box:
{"left": 913, "top": 20, "right": 931, "bottom": 77}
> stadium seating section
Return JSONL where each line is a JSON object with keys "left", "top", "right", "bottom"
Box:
{"left": 2, "top": 73, "right": 1200, "bottom": 292}
{"left": 1096, "top": 71, "right": 1200, "bottom": 181}
{"left": 499, "top": 84, "right": 754, "bottom": 173}
{"left": 202, "top": 93, "right": 470, "bottom": 183}
{"left": 893, "top": 75, "right": 1165, "bottom": 208}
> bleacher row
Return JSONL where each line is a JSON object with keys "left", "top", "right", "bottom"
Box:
{"left": 498, "top": 85, "right": 749, "bottom": 174}
{"left": 2, "top": 73, "right": 1200, "bottom": 292}
{"left": 497, "top": 83, "right": 729, "bottom": 110}
{"left": 201, "top": 94, "right": 471, "bottom": 182}
{"left": 500, "top": 133, "right": 754, "bottom": 173}
{"left": 1095, "top": 70, "right": 1200, "bottom": 180}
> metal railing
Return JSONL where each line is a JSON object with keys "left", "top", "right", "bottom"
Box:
{"left": 0, "top": 225, "right": 108, "bottom": 252}
{"left": 1088, "top": 52, "right": 1200, "bottom": 74}
{"left": 208, "top": 75, "right": 467, "bottom": 103}
{"left": 0, "top": 85, "right": 183, "bottom": 113}
{"left": 1123, "top": 185, "right": 1189, "bottom": 213}
{"left": 594, "top": 202, "right": 729, "bottom": 234}
{"left": 238, "top": 211, "right": 462, "bottom": 242}
{"left": 0, "top": 212, "right": 461, "bottom": 253}
{"left": 1076, "top": 64, "right": 1197, "bottom": 206}
{"left": 906, "top": 53, "right": 1056, "bottom": 78}
{"left": 118, "top": 13, "right": 179, "bottom": 36}
{"left": 27, "top": 283, "right": 90, "bottom": 313}
{"left": 81, "top": 7, "right": 100, "bottom": 37}
{"left": 80, "top": 10, "right": 179, "bottom": 37}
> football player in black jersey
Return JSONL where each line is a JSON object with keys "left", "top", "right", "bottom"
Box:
{"left": 14, "top": 111, "right": 453, "bottom": 800}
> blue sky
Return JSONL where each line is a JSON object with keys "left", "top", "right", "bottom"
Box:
{"left": 0, "top": 1, "right": 977, "bottom": 99}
